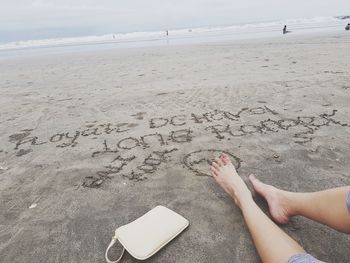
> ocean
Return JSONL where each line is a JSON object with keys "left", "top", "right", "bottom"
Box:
{"left": 0, "top": 16, "right": 349, "bottom": 57}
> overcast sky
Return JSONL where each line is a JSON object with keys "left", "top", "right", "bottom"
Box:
{"left": 0, "top": 0, "right": 349, "bottom": 42}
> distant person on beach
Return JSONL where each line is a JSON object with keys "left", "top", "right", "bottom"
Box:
{"left": 166, "top": 30, "right": 169, "bottom": 37}
{"left": 283, "top": 25, "right": 287, "bottom": 34}
{"left": 283, "top": 25, "right": 291, "bottom": 34}
{"left": 211, "top": 153, "right": 350, "bottom": 263}
{"left": 346, "top": 24, "right": 350, "bottom": 31}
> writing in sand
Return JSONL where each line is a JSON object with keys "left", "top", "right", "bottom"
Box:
{"left": 8, "top": 106, "right": 349, "bottom": 188}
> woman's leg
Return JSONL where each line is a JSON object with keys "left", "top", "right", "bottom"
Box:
{"left": 211, "top": 154, "right": 305, "bottom": 263}
{"left": 249, "top": 175, "right": 350, "bottom": 234}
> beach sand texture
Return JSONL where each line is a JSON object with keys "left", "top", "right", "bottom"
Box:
{"left": 1, "top": 32, "right": 350, "bottom": 262}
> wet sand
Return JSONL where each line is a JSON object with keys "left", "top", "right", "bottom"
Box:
{"left": 1, "top": 32, "right": 350, "bottom": 262}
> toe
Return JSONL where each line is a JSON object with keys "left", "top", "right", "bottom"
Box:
{"left": 249, "top": 174, "right": 266, "bottom": 194}
{"left": 249, "top": 174, "right": 261, "bottom": 186}
{"left": 211, "top": 166, "right": 219, "bottom": 177}
{"left": 220, "top": 153, "right": 232, "bottom": 165}
{"left": 248, "top": 174, "right": 256, "bottom": 182}
{"left": 212, "top": 161, "right": 220, "bottom": 170}
{"left": 248, "top": 174, "right": 258, "bottom": 186}
{"left": 214, "top": 157, "right": 224, "bottom": 167}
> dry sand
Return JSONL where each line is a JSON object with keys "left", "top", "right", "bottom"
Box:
{"left": 1, "top": 32, "right": 350, "bottom": 263}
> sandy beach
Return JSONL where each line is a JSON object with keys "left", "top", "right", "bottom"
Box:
{"left": 1, "top": 31, "right": 350, "bottom": 262}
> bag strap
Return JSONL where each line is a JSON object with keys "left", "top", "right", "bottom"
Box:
{"left": 105, "top": 233, "right": 125, "bottom": 263}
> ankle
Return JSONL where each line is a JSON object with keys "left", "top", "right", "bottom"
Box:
{"left": 234, "top": 191, "right": 254, "bottom": 209}
{"left": 238, "top": 196, "right": 257, "bottom": 211}
{"left": 281, "top": 190, "right": 297, "bottom": 217}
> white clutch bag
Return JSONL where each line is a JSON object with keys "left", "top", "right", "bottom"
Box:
{"left": 105, "top": 206, "right": 189, "bottom": 262}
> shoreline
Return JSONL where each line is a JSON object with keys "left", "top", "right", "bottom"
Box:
{"left": 1, "top": 29, "right": 349, "bottom": 61}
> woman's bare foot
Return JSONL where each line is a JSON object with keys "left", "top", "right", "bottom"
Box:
{"left": 211, "top": 153, "right": 252, "bottom": 208}
{"left": 249, "top": 174, "right": 291, "bottom": 224}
